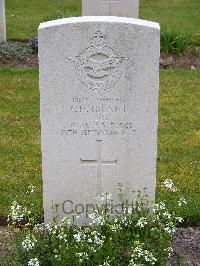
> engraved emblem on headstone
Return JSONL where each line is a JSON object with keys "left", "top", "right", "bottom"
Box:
{"left": 68, "top": 31, "right": 125, "bottom": 91}
{"left": 80, "top": 140, "right": 117, "bottom": 196}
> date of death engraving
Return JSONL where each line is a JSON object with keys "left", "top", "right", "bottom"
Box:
{"left": 61, "top": 121, "right": 136, "bottom": 137}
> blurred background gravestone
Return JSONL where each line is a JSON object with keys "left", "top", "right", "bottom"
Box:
{"left": 0, "top": 0, "right": 6, "bottom": 43}
{"left": 82, "top": 0, "right": 139, "bottom": 18}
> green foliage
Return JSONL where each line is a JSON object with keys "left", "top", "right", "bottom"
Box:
{"left": 8, "top": 187, "right": 186, "bottom": 266}
{"left": 43, "top": 11, "right": 65, "bottom": 22}
{"left": 0, "top": 68, "right": 42, "bottom": 219}
{"left": 0, "top": 42, "right": 32, "bottom": 61}
{"left": 191, "top": 46, "right": 198, "bottom": 57}
{"left": 5, "top": 0, "right": 200, "bottom": 40}
{"left": 6, "top": 0, "right": 81, "bottom": 40}
{"left": 157, "top": 70, "right": 200, "bottom": 225}
{"left": 140, "top": 0, "right": 199, "bottom": 36}
{"left": 160, "top": 29, "right": 192, "bottom": 54}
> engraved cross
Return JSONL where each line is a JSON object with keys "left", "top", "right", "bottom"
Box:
{"left": 101, "top": 0, "right": 120, "bottom": 15}
{"left": 80, "top": 140, "right": 117, "bottom": 196}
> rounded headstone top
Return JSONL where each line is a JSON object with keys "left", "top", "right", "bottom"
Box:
{"left": 38, "top": 16, "right": 160, "bottom": 31}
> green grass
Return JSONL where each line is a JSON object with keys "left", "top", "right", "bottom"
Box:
{"left": 141, "top": 0, "right": 200, "bottom": 36}
{"left": 0, "top": 67, "right": 199, "bottom": 224}
{"left": 5, "top": 0, "right": 200, "bottom": 40}
{"left": 157, "top": 70, "right": 200, "bottom": 225}
{"left": 6, "top": 0, "right": 81, "bottom": 40}
{"left": 0, "top": 68, "right": 42, "bottom": 220}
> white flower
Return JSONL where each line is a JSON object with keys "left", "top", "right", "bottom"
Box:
{"left": 88, "top": 238, "right": 92, "bottom": 243}
{"left": 110, "top": 223, "right": 122, "bottom": 232}
{"left": 60, "top": 217, "right": 70, "bottom": 226}
{"left": 143, "top": 250, "right": 157, "bottom": 264}
{"left": 178, "top": 197, "right": 187, "bottom": 207}
{"left": 44, "top": 221, "right": 63, "bottom": 235}
{"left": 90, "top": 246, "right": 96, "bottom": 253}
{"left": 54, "top": 254, "right": 61, "bottom": 261}
{"left": 176, "top": 216, "right": 184, "bottom": 223}
{"left": 164, "top": 222, "right": 176, "bottom": 235}
{"left": 26, "top": 185, "right": 36, "bottom": 194}
{"left": 153, "top": 201, "right": 166, "bottom": 212}
{"left": 153, "top": 215, "right": 160, "bottom": 222}
{"left": 130, "top": 245, "right": 157, "bottom": 265}
{"left": 164, "top": 247, "right": 173, "bottom": 257}
{"left": 94, "top": 234, "right": 104, "bottom": 246}
{"left": 22, "top": 235, "right": 37, "bottom": 251}
{"left": 101, "top": 192, "right": 112, "bottom": 203}
{"left": 89, "top": 212, "right": 105, "bottom": 226}
{"left": 8, "top": 201, "right": 29, "bottom": 224}
{"left": 45, "top": 223, "right": 51, "bottom": 231}
{"left": 76, "top": 252, "right": 88, "bottom": 263}
{"left": 75, "top": 212, "right": 84, "bottom": 219}
{"left": 150, "top": 227, "right": 158, "bottom": 233}
{"left": 136, "top": 217, "right": 147, "bottom": 228}
{"left": 127, "top": 205, "right": 134, "bottom": 214}
{"left": 28, "top": 258, "right": 39, "bottom": 266}
{"left": 100, "top": 262, "right": 111, "bottom": 266}
{"left": 163, "top": 211, "right": 171, "bottom": 219}
{"left": 134, "top": 246, "right": 143, "bottom": 257}
{"left": 159, "top": 202, "right": 166, "bottom": 210}
{"left": 33, "top": 223, "right": 44, "bottom": 233}
{"left": 73, "top": 232, "right": 82, "bottom": 243}
{"left": 73, "top": 231, "right": 86, "bottom": 243}
{"left": 163, "top": 179, "right": 177, "bottom": 191}
{"left": 121, "top": 216, "right": 129, "bottom": 226}
{"left": 57, "top": 234, "right": 64, "bottom": 241}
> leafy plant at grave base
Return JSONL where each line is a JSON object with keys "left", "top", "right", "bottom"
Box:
{"left": 7, "top": 179, "right": 187, "bottom": 266}
{"left": 28, "top": 38, "right": 38, "bottom": 53}
{"left": 0, "top": 42, "right": 32, "bottom": 61}
{"left": 160, "top": 28, "right": 192, "bottom": 55}
{"left": 43, "top": 11, "right": 65, "bottom": 22}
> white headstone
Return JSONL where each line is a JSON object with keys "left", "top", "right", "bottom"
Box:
{"left": 82, "top": 0, "right": 139, "bottom": 18}
{"left": 0, "top": 0, "right": 6, "bottom": 43}
{"left": 39, "top": 17, "right": 160, "bottom": 223}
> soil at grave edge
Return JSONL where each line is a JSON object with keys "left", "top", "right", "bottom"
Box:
{"left": 0, "top": 44, "right": 200, "bottom": 70}
{"left": 0, "top": 226, "right": 200, "bottom": 265}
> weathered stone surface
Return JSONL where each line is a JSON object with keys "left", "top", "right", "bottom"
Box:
{"left": 82, "top": 0, "right": 139, "bottom": 18}
{"left": 38, "top": 16, "right": 160, "bottom": 223}
{"left": 0, "top": 0, "right": 6, "bottom": 43}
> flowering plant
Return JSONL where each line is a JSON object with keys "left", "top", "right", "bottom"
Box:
{"left": 28, "top": 38, "right": 38, "bottom": 53}
{"left": 9, "top": 179, "right": 187, "bottom": 265}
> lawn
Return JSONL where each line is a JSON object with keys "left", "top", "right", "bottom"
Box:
{"left": 0, "top": 68, "right": 42, "bottom": 221}
{"left": 157, "top": 70, "right": 200, "bottom": 225}
{"left": 0, "top": 67, "right": 199, "bottom": 224}
{"left": 5, "top": 0, "right": 200, "bottom": 40}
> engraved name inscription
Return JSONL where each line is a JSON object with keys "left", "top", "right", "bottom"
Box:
{"left": 71, "top": 96, "right": 127, "bottom": 115}
{"left": 60, "top": 95, "right": 135, "bottom": 137}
